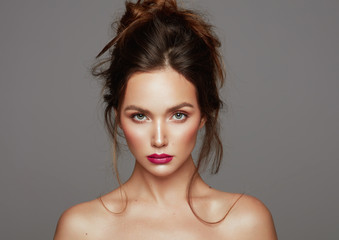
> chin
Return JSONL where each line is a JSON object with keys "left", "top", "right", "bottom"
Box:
{"left": 144, "top": 164, "right": 180, "bottom": 178}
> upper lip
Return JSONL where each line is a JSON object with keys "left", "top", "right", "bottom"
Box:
{"left": 147, "top": 153, "right": 173, "bottom": 158}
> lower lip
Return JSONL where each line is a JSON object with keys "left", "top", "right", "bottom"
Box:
{"left": 147, "top": 156, "right": 173, "bottom": 164}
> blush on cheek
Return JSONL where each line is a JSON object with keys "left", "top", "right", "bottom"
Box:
{"left": 174, "top": 124, "right": 200, "bottom": 150}
{"left": 121, "top": 124, "right": 146, "bottom": 153}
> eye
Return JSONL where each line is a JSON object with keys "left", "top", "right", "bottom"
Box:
{"left": 132, "top": 113, "right": 147, "bottom": 122}
{"left": 172, "top": 112, "right": 187, "bottom": 121}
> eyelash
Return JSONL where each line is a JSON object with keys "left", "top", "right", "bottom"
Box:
{"left": 130, "top": 112, "right": 188, "bottom": 122}
{"left": 171, "top": 112, "right": 187, "bottom": 121}
{"left": 131, "top": 113, "right": 148, "bottom": 122}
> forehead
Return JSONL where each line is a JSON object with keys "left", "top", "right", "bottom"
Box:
{"left": 122, "top": 68, "right": 199, "bottom": 110}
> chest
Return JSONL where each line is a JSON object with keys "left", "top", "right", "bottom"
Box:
{"left": 92, "top": 212, "right": 227, "bottom": 240}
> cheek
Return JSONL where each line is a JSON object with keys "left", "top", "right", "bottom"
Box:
{"left": 171, "top": 122, "right": 200, "bottom": 150}
{"left": 121, "top": 122, "right": 147, "bottom": 154}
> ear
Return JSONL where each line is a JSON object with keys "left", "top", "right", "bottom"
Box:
{"left": 199, "top": 115, "right": 206, "bottom": 129}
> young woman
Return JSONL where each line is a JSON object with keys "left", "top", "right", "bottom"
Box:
{"left": 54, "top": 0, "right": 277, "bottom": 239}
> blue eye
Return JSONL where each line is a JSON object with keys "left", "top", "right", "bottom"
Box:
{"left": 173, "top": 112, "right": 186, "bottom": 120}
{"left": 133, "top": 114, "right": 147, "bottom": 121}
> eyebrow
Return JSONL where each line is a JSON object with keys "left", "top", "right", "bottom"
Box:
{"left": 123, "top": 102, "right": 194, "bottom": 114}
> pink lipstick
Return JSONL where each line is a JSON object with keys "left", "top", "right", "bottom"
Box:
{"left": 147, "top": 153, "right": 173, "bottom": 164}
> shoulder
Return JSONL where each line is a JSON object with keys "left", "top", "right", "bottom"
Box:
{"left": 223, "top": 194, "right": 277, "bottom": 240}
{"left": 54, "top": 199, "right": 104, "bottom": 240}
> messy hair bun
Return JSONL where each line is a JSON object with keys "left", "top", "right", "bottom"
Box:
{"left": 93, "top": 0, "right": 225, "bottom": 222}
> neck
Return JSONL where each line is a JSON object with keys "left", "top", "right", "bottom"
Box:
{"left": 123, "top": 155, "right": 202, "bottom": 206}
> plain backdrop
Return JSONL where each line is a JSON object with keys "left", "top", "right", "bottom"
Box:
{"left": 1, "top": 0, "right": 338, "bottom": 239}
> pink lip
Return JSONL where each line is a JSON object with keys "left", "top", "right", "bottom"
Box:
{"left": 147, "top": 153, "right": 173, "bottom": 164}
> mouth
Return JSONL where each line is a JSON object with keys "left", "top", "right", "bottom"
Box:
{"left": 147, "top": 153, "right": 173, "bottom": 164}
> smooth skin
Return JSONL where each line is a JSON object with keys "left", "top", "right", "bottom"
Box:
{"left": 54, "top": 67, "right": 277, "bottom": 240}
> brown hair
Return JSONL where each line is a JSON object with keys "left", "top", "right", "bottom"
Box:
{"left": 93, "top": 0, "right": 225, "bottom": 223}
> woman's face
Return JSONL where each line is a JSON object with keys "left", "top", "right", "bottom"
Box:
{"left": 119, "top": 67, "right": 204, "bottom": 177}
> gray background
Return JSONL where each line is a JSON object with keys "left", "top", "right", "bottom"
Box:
{"left": 1, "top": 0, "right": 338, "bottom": 239}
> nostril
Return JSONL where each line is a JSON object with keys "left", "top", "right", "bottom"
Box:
{"left": 151, "top": 134, "right": 168, "bottom": 148}
{"left": 152, "top": 136, "right": 167, "bottom": 147}
{"left": 151, "top": 121, "right": 167, "bottom": 147}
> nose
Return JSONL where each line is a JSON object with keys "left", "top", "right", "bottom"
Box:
{"left": 151, "top": 119, "right": 168, "bottom": 148}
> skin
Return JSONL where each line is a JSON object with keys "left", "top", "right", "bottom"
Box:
{"left": 54, "top": 67, "right": 277, "bottom": 240}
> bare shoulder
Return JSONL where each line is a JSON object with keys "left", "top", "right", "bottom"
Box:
{"left": 222, "top": 193, "right": 278, "bottom": 240}
{"left": 54, "top": 199, "right": 104, "bottom": 240}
